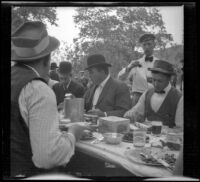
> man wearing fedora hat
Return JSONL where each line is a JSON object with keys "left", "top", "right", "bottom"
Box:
{"left": 118, "top": 33, "right": 159, "bottom": 107}
{"left": 49, "top": 62, "right": 59, "bottom": 81}
{"left": 11, "top": 21, "right": 90, "bottom": 177}
{"left": 84, "top": 54, "right": 132, "bottom": 117}
{"left": 124, "top": 60, "right": 183, "bottom": 128}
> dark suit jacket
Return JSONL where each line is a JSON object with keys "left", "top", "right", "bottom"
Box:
{"left": 53, "top": 80, "right": 85, "bottom": 105}
{"left": 84, "top": 77, "right": 132, "bottom": 117}
{"left": 49, "top": 70, "right": 59, "bottom": 81}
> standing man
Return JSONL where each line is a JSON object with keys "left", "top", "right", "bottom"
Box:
{"left": 52, "top": 61, "right": 85, "bottom": 105}
{"left": 84, "top": 54, "right": 132, "bottom": 117}
{"left": 49, "top": 62, "right": 59, "bottom": 81}
{"left": 79, "top": 70, "right": 89, "bottom": 90}
{"left": 124, "top": 60, "right": 183, "bottom": 128}
{"left": 118, "top": 34, "right": 159, "bottom": 106}
{"left": 11, "top": 21, "right": 89, "bottom": 178}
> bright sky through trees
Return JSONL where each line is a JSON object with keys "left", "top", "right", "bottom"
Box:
{"left": 47, "top": 6, "right": 183, "bottom": 46}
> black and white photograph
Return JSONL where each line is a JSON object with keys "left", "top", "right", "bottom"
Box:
{"left": 2, "top": 1, "right": 199, "bottom": 181}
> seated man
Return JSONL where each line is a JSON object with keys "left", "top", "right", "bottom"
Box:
{"left": 53, "top": 61, "right": 85, "bottom": 105}
{"left": 84, "top": 54, "right": 132, "bottom": 117}
{"left": 124, "top": 60, "right": 183, "bottom": 128}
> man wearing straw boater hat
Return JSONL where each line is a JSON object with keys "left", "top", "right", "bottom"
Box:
{"left": 11, "top": 21, "right": 90, "bottom": 178}
{"left": 124, "top": 60, "right": 183, "bottom": 128}
{"left": 84, "top": 54, "right": 132, "bottom": 117}
{"left": 118, "top": 33, "right": 159, "bottom": 106}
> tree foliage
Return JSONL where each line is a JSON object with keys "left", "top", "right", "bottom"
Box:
{"left": 70, "top": 7, "right": 173, "bottom": 77}
{"left": 11, "top": 7, "right": 58, "bottom": 33}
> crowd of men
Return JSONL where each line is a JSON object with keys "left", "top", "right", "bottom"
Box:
{"left": 11, "top": 21, "right": 183, "bottom": 178}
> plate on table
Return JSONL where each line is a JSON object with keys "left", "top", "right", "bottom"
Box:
{"left": 125, "top": 147, "right": 177, "bottom": 167}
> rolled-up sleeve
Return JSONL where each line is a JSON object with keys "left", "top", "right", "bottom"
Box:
{"left": 19, "top": 80, "right": 75, "bottom": 169}
{"left": 124, "top": 91, "right": 146, "bottom": 121}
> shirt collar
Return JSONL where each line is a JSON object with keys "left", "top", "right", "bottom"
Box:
{"left": 99, "top": 74, "right": 110, "bottom": 89}
{"left": 23, "top": 64, "right": 40, "bottom": 77}
{"left": 64, "top": 78, "right": 72, "bottom": 90}
{"left": 163, "top": 83, "right": 172, "bottom": 94}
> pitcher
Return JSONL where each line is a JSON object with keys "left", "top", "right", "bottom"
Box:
{"left": 64, "top": 97, "right": 84, "bottom": 122}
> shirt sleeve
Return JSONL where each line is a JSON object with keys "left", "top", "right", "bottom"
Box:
{"left": 124, "top": 90, "right": 146, "bottom": 121}
{"left": 117, "top": 67, "right": 129, "bottom": 81}
{"left": 18, "top": 80, "right": 75, "bottom": 169}
{"left": 175, "top": 96, "right": 183, "bottom": 129}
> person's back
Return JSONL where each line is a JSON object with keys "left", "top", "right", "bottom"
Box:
{"left": 10, "top": 21, "right": 89, "bottom": 178}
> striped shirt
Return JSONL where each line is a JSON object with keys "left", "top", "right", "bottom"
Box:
{"left": 18, "top": 66, "right": 75, "bottom": 169}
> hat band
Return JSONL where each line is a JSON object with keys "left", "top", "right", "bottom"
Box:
{"left": 12, "top": 36, "right": 50, "bottom": 58}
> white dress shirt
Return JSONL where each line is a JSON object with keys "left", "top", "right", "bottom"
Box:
{"left": 118, "top": 55, "right": 158, "bottom": 93}
{"left": 151, "top": 83, "right": 171, "bottom": 112}
{"left": 48, "top": 79, "right": 59, "bottom": 88}
{"left": 92, "top": 74, "right": 110, "bottom": 110}
{"left": 18, "top": 65, "right": 75, "bottom": 169}
{"left": 124, "top": 83, "right": 183, "bottom": 128}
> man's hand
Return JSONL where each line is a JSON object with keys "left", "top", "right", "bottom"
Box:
{"left": 68, "top": 124, "right": 92, "bottom": 141}
{"left": 87, "top": 109, "right": 105, "bottom": 117}
{"left": 124, "top": 110, "right": 135, "bottom": 123}
{"left": 126, "top": 61, "right": 141, "bottom": 72}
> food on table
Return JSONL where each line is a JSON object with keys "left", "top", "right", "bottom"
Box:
{"left": 80, "top": 130, "right": 94, "bottom": 140}
{"left": 140, "top": 148, "right": 177, "bottom": 167}
{"left": 84, "top": 114, "right": 98, "bottom": 125}
{"left": 151, "top": 141, "right": 163, "bottom": 148}
{"left": 140, "top": 147, "right": 177, "bottom": 167}
{"left": 122, "top": 132, "right": 149, "bottom": 143}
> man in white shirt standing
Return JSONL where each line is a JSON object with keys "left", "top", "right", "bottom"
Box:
{"left": 118, "top": 34, "right": 159, "bottom": 106}
{"left": 124, "top": 60, "right": 183, "bottom": 129}
{"left": 11, "top": 21, "right": 89, "bottom": 178}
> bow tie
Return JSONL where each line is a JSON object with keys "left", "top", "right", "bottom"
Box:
{"left": 145, "top": 56, "right": 153, "bottom": 62}
{"left": 155, "top": 90, "right": 165, "bottom": 94}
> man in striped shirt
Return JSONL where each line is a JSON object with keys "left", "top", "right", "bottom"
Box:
{"left": 11, "top": 21, "right": 89, "bottom": 178}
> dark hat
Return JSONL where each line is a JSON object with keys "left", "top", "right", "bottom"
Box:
{"left": 85, "top": 54, "right": 111, "bottom": 70}
{"left": 148, "top": 60, "right": 175, "bottom": 75}
{"left": 11, "top": 21, "right": 60, "bottom": 61}
{"left": 58, "top": 61, "right": 72, "bottom": 74}
{"left": 139, "top": 33, "right": 156, "bottom": 43}
{"left": 50, "top": 62, "right": 58, "bottom": 69}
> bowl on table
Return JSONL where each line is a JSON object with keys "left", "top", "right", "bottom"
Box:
{"left": 103, "top": 133, "right": 123, "bottom": 145}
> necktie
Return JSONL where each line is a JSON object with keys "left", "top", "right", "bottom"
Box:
{"left": 145, "top": 56, "right": 153, "bottom": 62}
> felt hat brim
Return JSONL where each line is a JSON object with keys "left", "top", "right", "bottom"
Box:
{"left": 148, "top": 67, "right": 175, "bottom": 75}
{"left": 11, "top": 36, "right": 59, "bottom": 61}
{"left": 85, "top": 62, "right": 111, "bottom": 70}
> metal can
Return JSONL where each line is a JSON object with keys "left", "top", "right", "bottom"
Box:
{"left": 65, "top": 93, "right": 73, "bottom": 99}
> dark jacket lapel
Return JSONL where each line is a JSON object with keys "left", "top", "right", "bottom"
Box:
{"left": 96, "top": 77, "right": 112, "bottom": 106}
